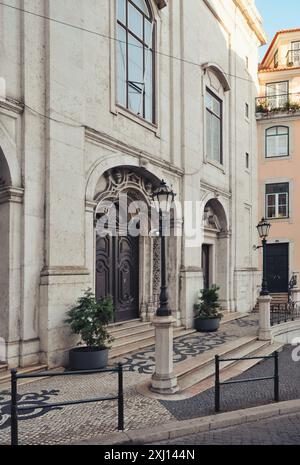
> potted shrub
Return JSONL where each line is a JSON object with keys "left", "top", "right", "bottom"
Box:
{"left": 194, "top": 286, "right": 223, "bottom": 332}
{"left": 65, "top": 288, "right": 114, "bottom": 370}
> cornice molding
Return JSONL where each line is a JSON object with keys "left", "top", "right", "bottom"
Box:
{"left": 85, "top": 126, "right": 184, "bottom": 177}
{"left": 0, "top": 98, "right": 24, "bottom": 115}
{"left": 0, "top": 186, "right": 24, "bottom": 205}
{"left": 233, "top": 0, "right": 267, "bottom": 45}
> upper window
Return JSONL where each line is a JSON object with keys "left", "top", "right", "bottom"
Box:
{"left": 266, "top": 126, "right": 289, "bottom": 158}
{"left": 266, "top": 183, "right": 289, "bottom": 219}
{"left": 266, "top": 81, "right": 289, "bottom": 109}
{"left": 116, "top": 0, "right": 155, "bottom": 123}
{"left": 206, "top": 89, "right": 222, "bottom": 165}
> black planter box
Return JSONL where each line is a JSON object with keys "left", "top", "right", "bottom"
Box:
{"left": 194, "top": 317, "right": 220, "bottom": 333}
{"left": 69, "top": 347, "right": 108, "bottom": 370}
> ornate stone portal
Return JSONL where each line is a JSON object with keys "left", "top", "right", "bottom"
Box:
{"left": 94, "top": 167, "right": 162, "bottom": 322}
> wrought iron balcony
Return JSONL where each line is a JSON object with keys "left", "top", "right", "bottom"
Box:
{"left": 256, "top": 93, "right": 300, "bottom": 116}
{"left": 286, "top": 50, "right": 300, "bottom": 68}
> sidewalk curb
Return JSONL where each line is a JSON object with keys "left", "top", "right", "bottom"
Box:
{"left": 77, "top": 399, "right": 300, "bottom": 445}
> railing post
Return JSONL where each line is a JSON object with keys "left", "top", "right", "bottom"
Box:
{"left": 118, "top": 363, "right": 124, "bottom": 431}
{"left": 215, "top": 355, "right": 220, "bottom": 413}
{"left": 274, "top": 351, "right": 279, "bottom": 402}
{"left": 258, "top": 295, "right": 272, "bottom": 340}
{"left": 11, "top": 369, "right": 18, "bottom": 446}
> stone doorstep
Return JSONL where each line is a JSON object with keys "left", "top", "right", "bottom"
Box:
{"left": 75, "top": 398, "right": 300, "bottom": 445}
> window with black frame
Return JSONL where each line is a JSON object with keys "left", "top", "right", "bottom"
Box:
{"left": 266, "top": 183, "right": 289, "bottom": 219}
{"left": 116, "top": 0, "right": 155, "bottom": 123}
{"left": 206, "top": 89, "right": 222, "bottom": 164}
{"left": 265, "top": 126, "right": 289, "bottom": 158}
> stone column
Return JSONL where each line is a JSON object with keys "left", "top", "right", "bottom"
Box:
{"left": 151, "top": 315, "right": 178, "bottom": 394}
{"left": 258, "top": 295, "right": 273, "bottom": 341}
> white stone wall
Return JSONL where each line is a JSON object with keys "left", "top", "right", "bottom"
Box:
{"left": 0, "top": 0, "right": 264, "bottom": 367}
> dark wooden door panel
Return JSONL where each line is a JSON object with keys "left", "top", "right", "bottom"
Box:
{"left": 266, "top": 243, "right": 289, "bottom": 293}
{"left": 96, "top": 236, "right": 113, "bottom": 299}
{"left": 115, "top": 236, "right": 139, "bottom": 322}
{"left": 96, "top": 235, "right": 139, "bottom": 322}
{"left": 202, "top": 245, "right": 210, "bottom": 290}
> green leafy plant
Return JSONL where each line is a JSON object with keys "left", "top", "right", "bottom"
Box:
{"left": 194, "top": 286, "right": 223, "bottom": 320}
{"left": 65, "top": 288, "right": 114, "bottom": 349}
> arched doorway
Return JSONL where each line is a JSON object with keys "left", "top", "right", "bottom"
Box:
{"left": 202, "top": 198, "right": 230, "bottom": 310}
{"left": 94, "top": 167, "right": 160, "bottom": 323}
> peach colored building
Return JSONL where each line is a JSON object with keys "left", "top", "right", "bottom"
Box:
{"left": 257, "top": 29, "right": 300, "bottom": 301}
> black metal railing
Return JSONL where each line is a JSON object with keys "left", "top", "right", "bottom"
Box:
{"left": 256, "top": 93, "right": 300, "bottom": 114}
{"left": 10, "top": 364, "right": 124, "bottom": 446}
{"left": 215, "top": 352, "right": 279, "bottom": 413}
{"left": 270, "top": 301, "right": 300, "bottom": 326}
{"left": 286, "top": 50, "right": 300, "bottom": 67}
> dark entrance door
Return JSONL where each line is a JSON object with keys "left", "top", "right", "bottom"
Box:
{"left": 202, "top": 245, "right": 210, "bottom": 289}
{"left": 266, "top": 243, "right": 289, "bottom": 293}
{"left": 96, "top": 235, "right": 139, "bottom": 322}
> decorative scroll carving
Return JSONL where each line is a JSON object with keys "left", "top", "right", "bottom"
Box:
{"left": 203, "top": 206, "right": 222, "bottom": 231}
{"left": 152, "top": 237, "right": 161, "bottom": 297}
{"left": 156, "top": 0, "right": 167, "bottom": 8}
{"left": 94, "top": 168, "right": 155, "bottom": 207}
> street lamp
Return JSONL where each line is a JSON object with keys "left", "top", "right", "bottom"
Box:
{"left": 257, "top": 218, "right": 271, "bottom": 296}
{"left": 152, "top": 180, "right": 176, "bottom": 317}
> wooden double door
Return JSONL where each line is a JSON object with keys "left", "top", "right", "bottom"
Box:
{"left": 266, "top": 243, "right": 289, "bottom": 293}
{"left": 96, "top": 235, "right": 139, "bottom": 322}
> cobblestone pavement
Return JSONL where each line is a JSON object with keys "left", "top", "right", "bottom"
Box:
{"left": 3, "top": 315, "right": 299, "bottom": 446}
{"left": 121, "top": 315, "right": 259, "bottom": 374}
{"left": 160, "top": 346, "right": 300, "bottom": 420}
{"left": 151, "top": 413, "right": 300, "bottom": 445}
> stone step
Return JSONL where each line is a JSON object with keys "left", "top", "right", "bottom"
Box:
{"left": 185, "top": 341, "right": 284, "bottom": 395}
{"left": 110, "top": 322, "right": 153, "bottom": 339}
{"left": 109, "top": 327, "right": 196, "bottom": 361}
{"left": 176, "top": 336, "right": 263, "bottom": 391}
{"left": 108, "top": 319, "right": 146, "bottom": 333}
{"left": 220, "top": 312, "right": 249, "bottom": 325}
{"left": 0, "top": 363, "right": 8, "bottom": 373}
{"left": 111, "top": 328, "right": 155, "bottom": 347}
{"left": 0, "top": 364, "right": 48, "bottom": 385}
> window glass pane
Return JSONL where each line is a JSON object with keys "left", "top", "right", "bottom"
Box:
{"left": 212, "top": 115, "right": 221, "bottom": 162}
{"left": 277, "top": 134, "right": 288, "bottom": 156}
{"left": 128, "top": 35, "right": 143, "bottom": 114}
{"left": 128, "top": 34, "right": 143, "bottom": 87}
{"left": 213, "top": 97, "right": 221, "bottom": 118}
{"left": 132, "top": 0, "right": 149, "bottom": 15}
{"left": 128, "top": 3, "right": 143, "bottom": 38}
{"left": 206, "top": 111, "right": 212, "bottom": 160}
{"left": 278, "top": 193, "right": 287, "bottom": 206}
{"left": 144, "top": 50, "right": 153, "bottom": 121}
{"left": 266, "top": 183, "right": 288, "bottom": 195}
{"left": 267, "top": 206, "right": 276, "bottom": 218}
{"left": 145, "top": 19, "right": 153, "bottom": 46}
{"left": 278, "top": 206, "right": 287, "bottom": 217}
{"left": 206, "top": 91, "right": 221, "bottom": 117}
{"left": 117, "top": 0, "right": 126, "bottom": 23}
{"left": 117, "top": 26, "right": 127, "bottom": 107}
{"left": 277, "top": 126, "right": 288, "bottom": 135}
{"left": 266, "top": 127, "right": 277, "bottom": 136}
{"left": 267, "top": 194, "right": 276, "bottom": 207}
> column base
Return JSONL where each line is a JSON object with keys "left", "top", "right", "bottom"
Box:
{"left": 150, "top": 373, "right": 179, "bottom": 395}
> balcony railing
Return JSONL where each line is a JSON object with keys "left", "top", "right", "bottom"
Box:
{"left": 286, "top": 50, "right": 300, "bottom": 68}
{"left": 256, "top": 93, "right": 300, "bottom": 115}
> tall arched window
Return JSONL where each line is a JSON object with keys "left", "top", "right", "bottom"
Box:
{"left": 117, "top": 0, "right": 155, "bottom": 123}
{"left": 265, "top": 126, "right": 289, "bottom": 158}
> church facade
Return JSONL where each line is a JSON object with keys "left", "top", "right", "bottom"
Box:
{"left": 0, "top": 0, "right": 266, "bottom": 368}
